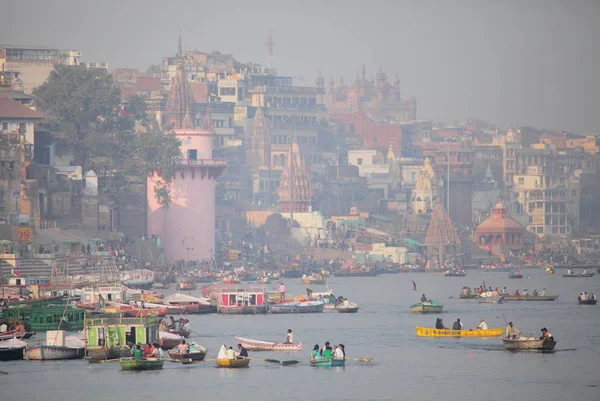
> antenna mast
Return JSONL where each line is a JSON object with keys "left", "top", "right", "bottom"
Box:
{"left": 266, "top": 30, "right": 274, "bottom": 69}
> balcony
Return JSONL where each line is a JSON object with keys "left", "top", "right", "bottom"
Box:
{"left": 181, "top": 159, "right": 227, "bottom": 167}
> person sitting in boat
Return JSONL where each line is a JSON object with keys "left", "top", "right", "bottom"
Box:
{"left": 591, "top": 293, "right": 597, "bottom": 301}
{"left": 532, "top": 289, "right": 538, "bottom": 297}
{"left": 237, "top": 344, "right": 249, "bottom": 358}
{"left": 154, "top": 343, "right": 165, "bottom": 358}
{"left": 452, "top": 319, "right": 463, "bottom": 330}
{"left": 505, "top": 322, "right": 520, "bottom": 339}
{"left": 540, "top": 288, "right": 546, "bottom": 296}
{"left": 149, "top": 343, "right": 159, "bottom": 358}
{"left": 568, "top": 269, "right": 574, "bottom": 275}
{"left": 285, "top": 329, "right": 294, "bottom": 344}
{"left": 217, "top": 345, "right": 227, "bottom": 360}
{"left": 522, "top": 289, "right": 529, "bottom": 296}
{"left": 514, "top": 289, "right": 521, "bottom": 297}
{"left": 142, "top": 342, "right": 153, "bottom": 358}
{"left": 476, "top": 319, "right": 488, "bottom": 330}
{"left": 583, "top": 268, "right": 588, "bottom": 275}
{"left": 132, "top": 344, "right": 143, "bottom": 361}
{"left": 0, "top": 320, "right": 7, "bottom": 333}
{"left": 311, "top": 344, "right": 323, "bottom": 360}
{"left": 168, "top": 316, "right": 176, "bottom": 329}
{"left": 306, "top": 288, "right": 313, "bottom": 300}
{"left": 14, "top": 321, "right": 25, "bottom": 334}
{"left": 322, "top": 342, "right": 333, "bottom": 359}
{"left": 580, "top": 292, "right": 587, "bottom": 301}
{"left": 539, "top": 328, "right": 552, "bottom": 340}
{"left": 328, "top": 293, "right": 336, "bottom": 304}
{"left": 226, "top": 346, "right": 236, "bottom": 360}
{"left": 182, "top": 319, "right": 191, "bottom": 331}
{"left": 435, "top": 318, "right": 447, "bottom": 329}
{"left": 421, "top": 294, "right": 428, "bottom": 302}
{"left": 177, "top": 340, "right": 189, "bottom": 355}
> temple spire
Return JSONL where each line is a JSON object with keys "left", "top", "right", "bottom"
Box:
{"left": 279, "top": 137, "right": 312, "bottom": 213}
{"left": 250, "top": 106, "right": 271, "bottom": 166}
{"left": 177, "top": 31, "right": 183, "bottom": 59}
{"left": 165, "top": 36, "right": 195, "bottom": 130}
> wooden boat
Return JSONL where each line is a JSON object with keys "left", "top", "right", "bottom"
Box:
{"left": 410, "top": 300, "right": 443, "bottom": 313}
{"left": 168, "top": 343, "right": 207, "bottom": 361}
{"left": 256, "top": 277, "right": 271, "bottom": 284}
{"left": 301, "top": 278, "right": 326, "bottom": 285}
{"left": 176, "top": 281, "right": 197, "bottom": 291}
{"left": 443, "top": 270, "right": 466, "bottom": 277}
{"left": 508, "top": 271, "right": 523, "bottom": 279}
{"left": 415, "top": 326, "right": 504, "bottom": 337}
{"left": 216, "top": 357, "right": 250, "bottom": 368}
{"left": 562, "top": 272, "right": 595, "bottom": 278}
{"left": 122, "top": 278, "right": 154, "bottom": 290}
{"left": 459, "top": 294, "right": 476, "bottom": 299}
{"left": 0, "top": 338, "right": 26, "bottom": 361}
{"left": 0, "top": 330, "right": 35, "bottom": 341}
{"left": 119, "top": 357, "right": 164, "bottom": 370}
{"left": 502, "top": 336, "right": 556, "bottom": 351}
{"left": 578, "top": 299, "right": 597, "bottom": 305}
{"left": 168, "top": 328, "right": 191, "bottom": 338}
{"left": 26, "top": 345, "right": 85, "bottom": 360}
{"left": 85, "top": 314, "right": 159, "bottom": 360}
{"left": 183, "top": 304, "right": 217, "bottom": 314}
{"left": 234, "top": 336, "right": 302, "bottom": 352}
{"left": 269, "top": 301, "right": 324, "bottom": 314}
{"left": 122, "top": 306, "right": 167, "bottom": 318}
{"left": 477, "top": 295, "right": 504, "bottom": 304}
{"left": 159, "top": 331, "right": 184, "bottom": 349}
{"left": 502, "top": 295, "right": 559, "bottom": 301}
{"left": 222, "top": 279, "right": 241, "bottom": 285}
{"left": 309, "top": 358, "right": 346, "bottom": 366}
{"left": 135, "top": 301, "right": 185, "bottom": 315}
{"left": 2, "top": 305, "right": 85, "bottom": 331}
{"left": 337, "top": 303, "right": 360, "bottom": 313}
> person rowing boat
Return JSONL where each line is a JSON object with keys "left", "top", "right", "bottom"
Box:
{"left": 505, "top": 322, "right": 520, "bottom": 339}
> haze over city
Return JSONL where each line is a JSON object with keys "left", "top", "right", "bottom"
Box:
{"left": 2, "top": 0, "right": 599, "bottom": 133}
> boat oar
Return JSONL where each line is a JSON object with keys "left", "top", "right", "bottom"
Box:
{"left": 281, "top": 360, "right": 300, "bottom": 366}
{"left": 347, "top": 357, "right": 374, "bottom": 363}
{"left": 99, "top": 358, "right": 121, "bottom": 363}
{"left": 248, "top": 356, "right": 280, "bottom": 364}
{"left": 0, "top": 370, "right": 8, "bottom": 375}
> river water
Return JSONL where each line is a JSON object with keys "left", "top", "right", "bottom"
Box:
{"left": 1, "top": 269, "right": 599, "bottom": 401}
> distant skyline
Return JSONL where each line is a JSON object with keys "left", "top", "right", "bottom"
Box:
{"left": 2, "top": 0, "right": 599, "bottom": 133}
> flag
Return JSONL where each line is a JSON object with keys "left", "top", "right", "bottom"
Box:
{"left": 412, "top": 280, "right": 417, "bottom": 291}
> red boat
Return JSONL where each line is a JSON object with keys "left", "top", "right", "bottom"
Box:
{"left": 122, "top": 307, "right": 168, "bottom": 317}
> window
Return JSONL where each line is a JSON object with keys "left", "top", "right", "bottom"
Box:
{"left": 1, "top": 123, "right": 7, "bottom": 130}
{"left": 215, "top": 120, "right": 224, "bottom": 128}
{"left": 357, "top": 158, "right": 363, "bottom": 166}
{"left": 518, "top": 178, "right": 524, "bottom": 185}
{"left": 187, "top": 149, "right": 197, "bottom": 160}
{"left": 219, "top": 87, "right": 236, "bottom": 96}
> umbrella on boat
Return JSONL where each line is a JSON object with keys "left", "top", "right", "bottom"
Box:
{"left": 0, "top": 239, "right": 13, "bottom": 245}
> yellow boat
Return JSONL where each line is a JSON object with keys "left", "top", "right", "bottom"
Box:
{"left": 216, "top": 358, "right": 250, "bottom": 368}
{"left": 415, "top": 326, "right": 503, "bottom": 337}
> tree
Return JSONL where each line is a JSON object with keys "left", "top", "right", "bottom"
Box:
{"left": 146, "top": 64, "right": 161, "bottom": 75}
{"left": 34, "top": 65, "right": 181, "bottom": 208}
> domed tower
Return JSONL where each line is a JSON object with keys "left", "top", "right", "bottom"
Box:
{"left": 250, "top": 106, "right": 271, "bottom": 167}
{"left": 375, "top": 67, "right": 386, "bottom": 105}
{"left": 278, "top": 138, "right": 312, "bottom": 213}
{"left": 327, "top": 74, "right": 335, "bottom": 109}
{"left": 147, "top": 37, "right": 226, "bottom": 262}
{"left": 394, "top": 73, "right": 401, "bottom": 102}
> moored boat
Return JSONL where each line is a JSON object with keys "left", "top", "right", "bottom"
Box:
{"left": 410, "top": 300, "right": 443, "bottom": 313}
{"left": 25, "top": 330, "right": 85, "bottom": 360}
{"left": 218, "top": 287, "right": 268, "bottom": 314}
{"left": 119, "top": 357, "right": 164, "bottom": 370}
{"left": 415, "top": 326, "right": 503, "bottom": 337}
{"left": 502, "top": 336, "right": 556, "bottom": 351}
{"left": 333, "top": 271, "right": 378, "bottom": 277}
{"left": 443, "top": 269, "right": 466, "bottom": 277}
{"left": 234, "top": 336, "right": 302, "bottom": 352}
{"left": 216, "top": 357, "right": 250, "bottom": 368}
{"left": 502, "top": 295, "right": 558, "bottom": 301}
{"left": 269, "top": 301, "right": 324, "bottom": 314}
{"left": 508, "top": 270, "right": 523, "bottom": 279}
{"left": 578, "top": 299, "right": 597, "bottom": 305}
{"left": 0, "top": 338, "right": 27, "bottom": 361}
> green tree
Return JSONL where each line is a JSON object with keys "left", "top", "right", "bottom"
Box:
{"left": 34, "top": 65, "right": 181, "bottom": 207}
{"left": 146, "top": 64, "right": 161, "bottom": 75}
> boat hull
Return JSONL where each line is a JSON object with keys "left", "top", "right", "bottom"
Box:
{"left": 477, "top": 296, "right": 504, "bottom": 304}
{"left": 218, "top": 306, "right": 268, "bottom": 315}
{"left": 183, "top": 304, "right": 217, "bottom": 314}
{"left": 0, "top": 331, "right": 35, "bottom": 341}
{"left": 508, "top": 275, "right": 523, "bottom": 279}
{"left": 269, "top": 302, "right": 324, "bottom": 314}
{"left": 216, "top": 358, "right": 250, "bottom": 368}
{"left": 337, "top": 306, "right": 359, "bottom": 313}
{"left": 119, "top": 357, "right": 164, "bottom": 370}
{"left": 416, "top": 327, "right": 503, "bottom": 337}
{"left": 0, "top": 346, "right": 25, "bottom": 361}
{"left": 562, "top": 273, "right": 595, "bottom": 277}
{"left": 234, "top": 336, "right": 302, "bottom": 352}
{"left": 503, "top": 295, "right": 558, "bottom": 301}
{"left": 168, "top": 350, "right": 206, "bottom": 361}
{"left": 301, "top": 278, "right": 326, "bottom": 285}
{"left": 578, "top": 299, "right": 597, "bottom": 305}
{"left": 333, "top": 271, "right": 377, "bottom": 277}
{"left": 502, "top": 337, "right": 556, "bottom": 351}
{"left": 87, "top": 346, "right": 124, "bottom": 360}
{"left": 443, "top": 273, "right": 466, "bottom": 277}
{"left": 26, "top": 345, "right": 85, "bottom": 360}
{"left": 310, "top": 358, "right": 345, "bottom": 366}
{"left": 410, "top": 302, "right": 443, "bottom": 313}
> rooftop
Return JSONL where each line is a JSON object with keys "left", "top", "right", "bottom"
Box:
{"left": 0, "top": 96, "right": 43, "bottom": 119}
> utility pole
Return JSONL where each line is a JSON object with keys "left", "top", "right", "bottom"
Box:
{"left": 266, "top": 30, "right": 274, "bottom": 69}
{"left": 289, "top": 122, "right": 294, "bottom": 228}
{"left": 447, "top": 141, "right": 450, "bottom": 216}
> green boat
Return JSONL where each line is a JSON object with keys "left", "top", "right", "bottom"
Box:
{"left": 1, "top": 305, "right": 85, "bottom": 331}
{"left": 85, "top": 314, "right": 159, "bottom": 360}
{"left": 310, "top": 358, "right": 345, "bottom": 366}
{"left": 119, "top": 357, "right": 164, "bottom": 371}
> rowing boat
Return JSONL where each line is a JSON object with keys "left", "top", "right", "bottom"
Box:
{"left": 578, "top": 299, "right": 597, "bottom": 305}
{"left": 477, "top": 295, "right": 504, "bottom": 304}
{"left": 410, "top": 300, "right": 443, "bottom": 313}
{"left": 415, "top": 326, "right": 503, "bottom": 337}
{"left": 502, "top": 336, "right": 556, "bottom": 351}
{"left": 502, "top": 295, "right": 558, "bottom": 301}
{"left": 309, "top": 358, "right": 346, "bottom": 367}
{"left": 234, "top": 336, "right": 302, "bottom": 352}
{"left": 562, "top": 273, "right": 595, "bottom": 278}
{"left": 269, "top": 301, "right": 324, "bottom": 314}
{"left": 216, "top": 357, "right": 250, "bottom": 368}
{"left": 119, "top": 357, "right": 164, "bottom": 370}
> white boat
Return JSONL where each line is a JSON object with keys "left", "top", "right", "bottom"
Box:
{"left": 234, "top": 336, "right": 302, "bottom": 352}
{"left": 163, "top": 293, "right": 212, "bottom": 306}
{"left": 324, "top": 302, "right": 360, "bottom": 313}
{"left": 159, "top": 331, "right": 184, "bottom": 349}
{"left": 25, "top": 330, "right": 85, "bottom": 360}
{"left": 503, "top": 336, "right": 556, "bottom": 351}
{"left": 0, "top": 338, "right": 27, "bottom": 361}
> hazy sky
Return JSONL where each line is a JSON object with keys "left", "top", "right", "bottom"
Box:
{"left": 2, "top": 0, "right": 599, "bottom": 133}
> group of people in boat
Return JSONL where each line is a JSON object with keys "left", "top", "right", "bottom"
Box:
{"left": 460, "top": 286, "right": 547, "bottom": 297}
{"left": 0, "top": 319, "right": 26, "bottom": 334}
{"left": 567, "top": 268, "right": 589, "bottom": 275}
{"left": 578, "top": 292, "right": 597, "bottom": 301}
{"left": 158, "top": 316, "right": 191, "bottom": 332}
{"left": 129, "top": 342, "right": 166, "bottom": 360}
{"left": 217, "top": 343, "right": 249, "bottom": 360}
{"left": 310, "top": 342, "right": 345, "bottom": 360}
{"left": 435, "top": 318, "right": 488, "bottom": 330}
{"left": 512, "top": 288, "right": 546, "bottom": 297}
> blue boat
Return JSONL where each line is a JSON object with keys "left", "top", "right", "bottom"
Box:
{"left": 309, "top": 358, "right": 346, "bottom": 366}
{"left": 269, "top": 301, "right": 324, "bottom": 314}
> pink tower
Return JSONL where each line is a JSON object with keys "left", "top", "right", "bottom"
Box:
{"left": 147, "top": 39, "right": 225, "bottom": 261}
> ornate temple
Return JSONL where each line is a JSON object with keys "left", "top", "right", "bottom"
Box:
{"left": 411, "top": 157, "right": 436, "bottom": 215}
{"left": 164, "top": 38, "right": 194, "bottom": 130}
{"left": 278, "top": 138, "right": 312, "bottom": 213}
{"left": 248, "top": 106, "right": 271, "bottom": 167}
{"left": 326, "top": 66, "right": 416, "bottom": 123}
{"left": 424, "top": 199, "right": 461, "bottom": 262}
{"left": 475, "top": 201, "right": 525, "bottom": 254}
